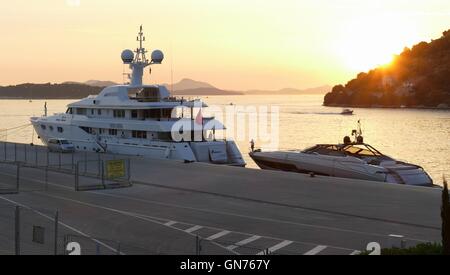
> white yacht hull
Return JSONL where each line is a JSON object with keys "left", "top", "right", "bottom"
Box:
{"left": 31, "top": 117, "right": 246, "bottom": 167}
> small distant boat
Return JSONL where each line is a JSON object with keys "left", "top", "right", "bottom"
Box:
{"left": 341, "top": 109, "right": 354, "bottom": 115}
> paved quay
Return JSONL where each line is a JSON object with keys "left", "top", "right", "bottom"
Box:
{"left": 0, "top": 142, "right": 444, "bottom": 255}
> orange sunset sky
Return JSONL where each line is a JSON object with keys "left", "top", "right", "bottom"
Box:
{"left": 1, "top": 0, "right": 450, "bottom": 90}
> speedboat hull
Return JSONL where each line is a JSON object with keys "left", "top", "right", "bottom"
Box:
{"left": 249, "top": 151, "right": 433, "bottom": 187}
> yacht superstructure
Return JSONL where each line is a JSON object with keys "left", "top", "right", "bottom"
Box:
{"left": 30, "top": 26, "right": 246, "bottom": 166}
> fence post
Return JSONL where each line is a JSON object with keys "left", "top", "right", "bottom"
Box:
{"left": 45, "top": 166, "right": 49, "bottom": 191}
{"left": 35, "top": 145, "right": 38, "bottom": 166}
{"left": 196, "top": 235, "right": 202, "bottom": 255}
{"left": 16, "top": 163, "right": 20, "bottom": 192}
{"left": 75, "top": 163, "right": 79, "bottom": 191}
{"left": 15, "top": 206, "right": 20, "bottom": 255}
{"left": 71, "top": 152, "right": 74, "bottom": 171}
{"left": 84, "top": 152, "right": 87, "bottom": 175}
{"left": 101, "top": 161, "right": 106, "bottom": 189}
{"left": 117, "top": 243, "right": 121, "bottom": 255}
{"left": 127, "top": 159, "right": 131, "bottom": 182}
{"left": 63, "top": 235, "right": 68, "bottom": 255}
{"left": 97, "top": 153, "right": 101, "bottom": 177}
{"left": 54, "top": 211, "right": 59, "bottom": 255}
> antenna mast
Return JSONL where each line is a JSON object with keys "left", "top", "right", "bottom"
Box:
{"left": 121, "top": 26, "right": 164, "bottom": 87}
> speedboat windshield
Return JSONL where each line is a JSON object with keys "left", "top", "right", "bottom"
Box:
{"left": 303, "top": 143, "right": 393, "bottom": 161}
{"left": 342, "top": 144, "right": 382, "bottom": 157}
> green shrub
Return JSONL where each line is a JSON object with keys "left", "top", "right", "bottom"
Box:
{"left": 380, "top": 243, "right": 443, "bottom": 255}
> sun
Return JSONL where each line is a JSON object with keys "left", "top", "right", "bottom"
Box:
{"left": 334, "top": 15, "right": 416, "bottom": 73}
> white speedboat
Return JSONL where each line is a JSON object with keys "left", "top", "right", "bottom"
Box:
{"left": 30, "top": 26, "right": 246, "bottom": 167}
{"left": 249, "top": 124, "right": 433, "bottom": 187}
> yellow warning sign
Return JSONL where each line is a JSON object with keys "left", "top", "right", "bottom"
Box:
{"left": 106, "top": 160, "right": 126, "bottom": 179}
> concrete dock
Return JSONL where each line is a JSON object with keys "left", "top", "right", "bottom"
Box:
{"left": 0, "top": 142, "right": 444, "bottom": 255}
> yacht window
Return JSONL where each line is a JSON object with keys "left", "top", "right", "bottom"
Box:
{"left": 113, "top": 110, "right": 126, "bottom": 118}
{"left": 132, "top": 131, "right": 147, "bottom": 139}
{"left": 109, "top": 129, "right": 118, "bottom": 136}
{"left": 57, "top": 127, "right": 64, "bottom": 133}
{"left": 135, "top": 87, "right": 160, "bottom": 102}
{"left": 97, "top": 109, "right": 102, "bottom": 115}
{"left": 157, "top": 132, "right": 172, "bottom": 141}
{"left": 131, "top": 110, "right": 138, "bottom": 119}
{"left": 49, "top": 139, "right": 58, "bottom": 144}
{"left": 80, "top": 126, "right": 93, "bottom": 134}
{"left": 41, "top": 125, "right": 46, "bottom": 130}
{"left": 66, "top": 108, "right": 73, "bottom": 114}
{"left": 91, "top": 109, "right": 94, "bottom": 115}
{"left": 76, "top": 108, "right": 87, "bottom": 115}
{"left": 49, "top": 126, "right": 54, "bottom": 131}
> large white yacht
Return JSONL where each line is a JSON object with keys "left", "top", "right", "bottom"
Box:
{"left": 30, "top": 26, "right": 246, "bottom": 167}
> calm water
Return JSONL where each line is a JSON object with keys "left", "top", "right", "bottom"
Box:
{"left": 0, "top": 95, "right": 449, "bottom": 185}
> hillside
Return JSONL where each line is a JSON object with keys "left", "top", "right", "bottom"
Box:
{"left": 324, "top": 30, "right": 450, "bottom": 108}
{"left": 0, "top": 79, "right": 328, "bottom": 99}
{"left": 171, "top": 88, "right": 243, "bottom": 96}
{"left": 0, "top": 83, "right": 102, "bottom": 99}
{"left": 163, "top": 78, "right": 216, "bottom": 91}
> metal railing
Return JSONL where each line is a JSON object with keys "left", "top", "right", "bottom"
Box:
{"left": 0, "top": 141, "right": 132, "bottom": 193}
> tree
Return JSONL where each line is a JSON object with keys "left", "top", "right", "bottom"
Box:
{"left": 442, "top": 177, "right": 450, "bottom": 255}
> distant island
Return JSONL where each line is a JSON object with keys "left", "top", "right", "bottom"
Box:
{"left": 324, "top": 29, "right": 450, "bottom": 109}
{"left": 0, "top": 78, "right": 329, "bottom": 99}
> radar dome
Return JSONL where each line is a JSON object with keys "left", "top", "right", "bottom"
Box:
{"left": 151, "top": 50, "right": 164, "bottom": 64}
{"left": 121, "top": 49, "right": 134, "bottom": 64}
